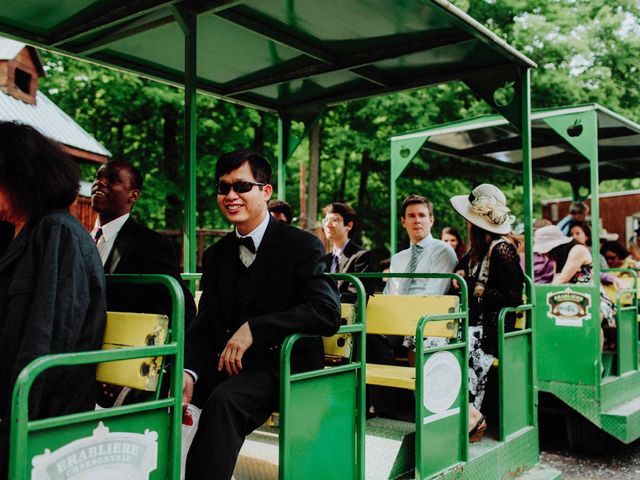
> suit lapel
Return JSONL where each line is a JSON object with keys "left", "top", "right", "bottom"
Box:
{"left": 105, "top": 218, "right": 135, "bottom": 273}
{"left": 340, "top": 241, "right": 362, "bottom": 273}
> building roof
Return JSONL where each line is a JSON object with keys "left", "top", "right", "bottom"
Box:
{"left": 0, "top": 0, "right": 536, "bottom": 115}
{"left": 0, "top": 89, "right": 111, "bottom": 158}
{"left": 391, "top": 103, "right": 640, "bottom": 183}
{"left": 0, "top": 36, "right": 24, "bottom": 59}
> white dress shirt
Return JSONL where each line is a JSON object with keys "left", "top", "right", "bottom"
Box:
{"left": 236, "top": 211, "right": 270, "bottom": 267}
{"left": 94, "top": 213, "right": 130, "bottom": 266}
{"left": 384, "top": 234, "right": 457, "bottom": 295}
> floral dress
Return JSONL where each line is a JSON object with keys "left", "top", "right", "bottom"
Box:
{"left": 463, "top": 239, "right": 524, "bottom": 409}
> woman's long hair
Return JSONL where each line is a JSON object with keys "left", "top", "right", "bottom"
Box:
{"left": 468, "top": 224, "right": 519, "bottom": 266}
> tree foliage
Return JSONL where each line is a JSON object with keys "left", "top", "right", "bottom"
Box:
{"left": 38, "top": 0, "right": 640, "bottom": 259}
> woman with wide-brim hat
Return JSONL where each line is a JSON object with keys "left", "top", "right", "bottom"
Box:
{"left": 450, "top": 184, "right": 524, "bottom": 441}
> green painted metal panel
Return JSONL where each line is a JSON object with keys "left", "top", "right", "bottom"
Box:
{"left": 2, "top": 0, "right": 97, "bottom": 35}
{"left": 617, "top": 306, "right": 638, "bottom": 375}
{"left": 502, "top": 333, "right": 532, "bottom": 437}
{"left": 26, "top": 410, "right": 170, "bottom": 480}
{"left": 535, "top": 284, "right": 600, "bottom": 386}
{"left": 283, "top": 371, "right": 357, "bottom": 480}
{"left": 417, "top": 347, "right": 465, "bottom": 478}
{"left": 542, "top": 110, "right": 598, "bottom": 164}
{"left": 601, "top": 371, "right": 640, "bottom": 411}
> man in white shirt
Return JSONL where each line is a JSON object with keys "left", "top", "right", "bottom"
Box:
{"left": 385, "top": 194, "right": 457, "bottom": 296}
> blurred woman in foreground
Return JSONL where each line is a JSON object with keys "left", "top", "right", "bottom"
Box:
{"left": 0, "top": 122, "right": 106, "bottom": 478}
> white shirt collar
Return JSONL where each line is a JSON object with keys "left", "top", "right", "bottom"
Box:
{"left": 235, "top": 211, "right": 270, "bottom": 251}
{"left": 413, "top": 233, "right": 433, "bottom": 249}
{"left": 95, "top": 213, "right": 130, "bottom": 243}
{"left": 332, "top": 238, "right": 350, "bottom": 257}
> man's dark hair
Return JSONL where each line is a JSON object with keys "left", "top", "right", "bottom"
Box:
{"left": 268, "top": 200, "right": 293, "bottom": 224}
{"left": 104, "top": 160, "right": 144, "bottom": 190}
{"left": 601, "top": 240, "right": 629, "bottom": 259}
{"left": 400, "top": 194, "right": 433, "bottom": 218}
{"left": 569, "top": 201, "right": 589, "bottom": 215}
{"left": 215, "top": 150, "right": 272, "bottom": 184}
{"left": 322, "top": 202, "right": 357, "bottom": 237}
{"left": 0, "top": 121, "right": 80, "bottom": 218}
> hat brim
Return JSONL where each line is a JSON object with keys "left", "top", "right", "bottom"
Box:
{"left": 600, "top": 233, "right": 619, "bottom": 242}
{"left": 450, "top": 195, "right": 512, "bottom": 235}
{"left": 533, "top": 235, "right": 572, "bottom": 254}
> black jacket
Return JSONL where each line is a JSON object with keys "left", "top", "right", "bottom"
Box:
{"left": 325, "top": 240, "right": 380, "bottom": 303}
{"left": 0, "top": 211, "right": 106, "bottom": 430}
{"left": 185, "top": 217, "right": 341, "bottom": 376}
{"left": 105, "top": 217, "right": 196, "bottom": 328}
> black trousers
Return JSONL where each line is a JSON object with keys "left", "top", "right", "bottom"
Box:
{"left": 185, "top": 368, "right": 279, "bottom": 480}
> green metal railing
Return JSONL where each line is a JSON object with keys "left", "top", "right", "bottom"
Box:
{"left": 9, "top": 274, "right": 184, "bottom": 480}
{"left": 353, "top": 272, "right": 469, "bottom": 479}
{"left": 280, "top": 273, "right": 366, "bottom": 480}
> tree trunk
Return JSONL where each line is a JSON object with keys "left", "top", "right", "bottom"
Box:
{"left": 356, "top": 149, "right": 373, "bottom": 241}
{"left": 162, "top": 106, "right": 181, "bottom": 229}
{"left": 338, "top": 154, "right": 348, "bottom": 201}
{"left": 252, "top": 111, "right": 266, "bottom": 152}
{"left": 307, "top": 120, "right": 321, "bottom": 228}
{"left": 299, "top": 155, "right": 307, "bottom": 229}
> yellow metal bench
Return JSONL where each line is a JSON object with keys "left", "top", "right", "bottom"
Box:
{"left": 96, "top": 311, "right": 169, "bottom": 394}
{"left": 365, "top": 294, "right": 459, "bottom": 390}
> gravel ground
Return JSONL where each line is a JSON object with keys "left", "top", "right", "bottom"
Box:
{"left": 539, "top": 412, "right": 640, "bottom": 479}
{"left": 541, "top": 441, "right": 640, "bottom": 479}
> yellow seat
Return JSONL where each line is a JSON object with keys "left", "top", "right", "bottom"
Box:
{"left": 365, "top": 294, "right": 459, "bottom": 337}
{"left": 364, "top": 294, "right": 459, "bottom": 389}
{"left": 323, "top": 304, "right": 356, "bottom": 364}
{"left": 96, "top": 311, "right": 169, "bottom": 391}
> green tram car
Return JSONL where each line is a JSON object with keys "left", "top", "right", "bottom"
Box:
{"left": 389, "top": 103, "right": 640, "bottom": 453}
{"left": 4, "top": 2, "right": 633, "bottom": 480}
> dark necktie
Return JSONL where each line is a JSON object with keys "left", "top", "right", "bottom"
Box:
{"left": 331, "top": 254, "right": 339, "bottom": 273}
{"left": 93, "top": 227, "right": 103, "bottom": 244}
{"left": 238, "top": 236, "right": 256, "bottom": 254}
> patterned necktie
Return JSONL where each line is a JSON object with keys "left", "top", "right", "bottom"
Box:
{"left": 331, "top": 253, "right": 339, "bottom": 273}
{"left": 399, "top": 244, "right": 423, "bottom": 294}
{"left": 93, "top": 227, "right": 103, "bottom": 244}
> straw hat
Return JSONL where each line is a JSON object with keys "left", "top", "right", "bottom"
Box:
{"left": 533, "top": 225, "right": 572, "bottom": 254}
{"left": 450, "top": 184, "right": 515, "bottom": 235}
{"left": 599, "top": 228, "right": 619, "bottom": 242}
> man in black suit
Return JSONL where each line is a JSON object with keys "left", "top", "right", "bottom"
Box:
{"left": 183, "top": 151, "right": 340, "bottom": 480}
{"left": 322, "top": 202, "right": 397, "bottom": 417}
{"left": 91, "top": 160, "right": 196, "bottom": 405}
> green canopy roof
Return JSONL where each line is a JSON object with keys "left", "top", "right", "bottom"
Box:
{"left": 391, "top": 104, "right": 640, "bottom": 184}
{"left": 0, "top": 0, "right": 535, "bottom": 114}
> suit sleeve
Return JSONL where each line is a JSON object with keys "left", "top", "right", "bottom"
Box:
{"left": 248, "top": 235, "right": 341, "bottom": 347}
{"left": 341, "top": 250, "right": 379, "bottom": 303}
{"left": 184, "top": 247, "right": 215, "bottom": 376}
{"left": 136, "top": 233, "right": 197, "bottom": 329}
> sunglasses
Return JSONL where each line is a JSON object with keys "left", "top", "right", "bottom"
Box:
{"left": 216, "top": 181, "right": 266, "bottom": 195}
{"left": 604, "top": 255, "right": 619, "bottom": 261}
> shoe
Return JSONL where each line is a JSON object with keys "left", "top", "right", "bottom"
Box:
{"left": 469, "top": 415, "right": 487, "bottom": 443}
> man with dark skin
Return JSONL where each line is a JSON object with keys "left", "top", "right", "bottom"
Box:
{"left": 182, "top": 150, "right": 340, "bottom": 479}
{"left": 91, "top": 160, "right": 196, "bottom": 406}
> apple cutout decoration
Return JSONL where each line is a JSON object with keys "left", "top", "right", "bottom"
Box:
{"left": 493, "top": 81, "right": 515, "bottom": 107}
{"left": 567, "top": 119, "right": 583, "bottom": 137}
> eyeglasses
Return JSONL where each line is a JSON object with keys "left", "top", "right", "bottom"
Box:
{"left": 216, "top": 181, "right": 266, "bottom": 195}
{"left": 322, "top": 216, "right": 343, "bottom": 226}
{"left": 604, "top": 255, "right": 619, "bottom": 261}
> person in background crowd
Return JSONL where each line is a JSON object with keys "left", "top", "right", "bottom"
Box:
{"left": 384, "top": 194, "right": 457, "bottom": 363}
{"left": 183, "top": 151, "right": 340, "bottom": 479}
{"left": 451, "top": 184, "right": 523, "bottom": 442}
{"left": 90, "top": 160, "right": 197, "bottom": 407}
{"left": 322, "top": 202, "right": 395, "bottom": 417}
{"left": 535, "top": 225, "right": 616, "bottom": 349}
{"left": 556, "top": 200, "right": 589, "bottom": 235}
{"left": 0, "top": 122, "right": 106, "bottom": 480}
{"left": 441, "top": 226, "right": 466, "bottom": 261}
{"left": 268, "top": 199, "right": 293, "bottom": 225}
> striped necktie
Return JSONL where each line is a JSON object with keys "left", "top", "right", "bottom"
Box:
{"left": 93, "top": 227, "right": 103, "bottom": 244}
{"left": 399, "top": 244, "right": 423, "bottom": 294}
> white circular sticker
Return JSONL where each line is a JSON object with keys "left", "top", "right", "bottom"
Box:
{"left": 423, "top": 351, "right": 462, "bottom": 413}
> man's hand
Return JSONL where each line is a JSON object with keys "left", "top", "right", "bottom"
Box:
{"left": 183, "top": 371, "right": 194, "bottom": 408}
{"left": 218, "top": 322, "right": 254, "bottom": 376}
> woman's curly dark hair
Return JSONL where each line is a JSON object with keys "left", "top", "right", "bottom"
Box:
{"left": 0, "top": 122, "right": 80, "bottom": 218}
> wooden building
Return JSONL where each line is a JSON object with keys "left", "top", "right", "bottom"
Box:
{"left": 0, "top": 37, "right": 110, "bottom": 230}
{"left": 542, "top": 190, "right": 640, "bottom": 245}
